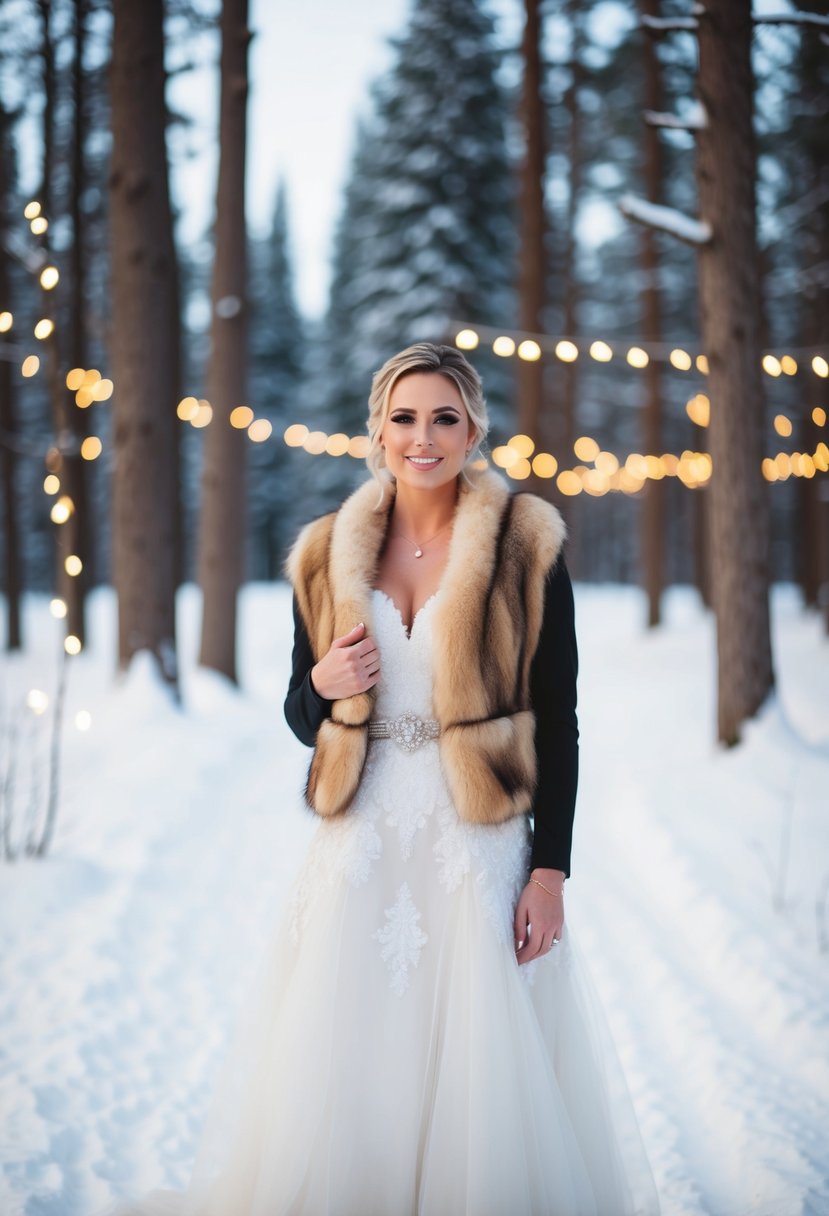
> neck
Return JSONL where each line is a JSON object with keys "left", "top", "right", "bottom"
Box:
{"left": 389, "top": 476, "right": 460, "bottom": 540}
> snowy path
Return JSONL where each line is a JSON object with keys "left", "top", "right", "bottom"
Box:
{"left": 1, "top": 582, "right": 827, "bottom": 1216}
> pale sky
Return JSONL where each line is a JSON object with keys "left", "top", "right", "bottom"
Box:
{"left": 170, "top": 0, "right": 523, "bottom": 320}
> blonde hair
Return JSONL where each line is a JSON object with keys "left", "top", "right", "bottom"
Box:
{"left": 365, "top": 342, "right": 489, "bottom": 507}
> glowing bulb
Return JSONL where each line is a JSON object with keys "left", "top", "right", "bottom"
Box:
{"left": 43, "top": 474, "right": 60, "bottom": 494}
{"left": 813, "top": 407, "right": 826, "bottom": 427}
{"left": 34, "top": 318, "right": 54, "bottom": 340}
{"left": 532, "top": 453, "right": 558, "bottom": 478}
{"left": 66, "top": 368, "right": 85, "bottom": 390}
{"left": 455, "top": 329, "right": 479, "bottom": 350}
{"left": 555, "top": 340, "right": 578, "bottom": 363}
{"left": 589, "top": 341, "right": 612, "bottom": 362}
{"left": 24, "top": 200, "right": 41, "bottom": 219}
{"left": 773, "top": 414, "right": 792, "bottom": 438}
{"left": 50, "top": 597, "right": 67, "bottom": 619}
{"left": 812, "top": 356, "right": 828, "bottom": 378}
{"left": 626, "top": 346, "right": 649, "bottom": 369}
{"left": 0, "top": 311, "right": 12, "bottom": 332}
{"left": 696, "top": 354, "right": 709, "bottom": 375}
{"left": 26, "top": 688, "right": 49, "bottom": 714}
{"left": 80, "top": 436, "right": 102, "bottom": 461}
{"left": 284, "top": 423, "right": 309, "bottom": 447}
{"left": 556, "top": 470, "right": 582, "bottom": 496}
{"left": 780, "top": 355, "right": 797, "bottom": 376}
{"left": 230, "top": 405, "right": 254, "bottom": 429}
{"left": 65, "top": 554, "right": 83, "bottom": 576}
{"left": 508, "top": 434, "right": 535, "bottom": 458}
{"left": 517, "top": 340, "right": 541, "bottom": 362}
{"left": 22, "top": 355, "right": 40, "bottom": 377}
{"left": 325, "top": 432, "right": 350, "bottom": 456}
{"left": 31, "top": 216, "right": 48, "bottom": 235}
{"left": 64, "top": 635, "right": 82, "bottom": 656}
{"left": 92, "top": 378, "right": 113, "bottom": 401}
{"left": 348, "top": 435, "right": 370, "bottom": 458}
{"left": 762, "top": 354, "right": 782, "bottom": 377}
{"left": 669, "top": 348, "right": 692, "bottom": 371}
{"left": 573, "top": 436, "right": 599, "bottom": 462}
{"left": 505, "top": 457, "right": 531, "bottom": 480}
{"left": 191, "top": 402, "right": 213, "bottom": 428}
{"left": 248, "top": 418, "right": 272, "bottom": 443}
{"left": 40, "top": 266, "right": 59, "bottom": 290}
{"left": 177, "top": 396, "right": 199, "bottom": 422}
{"left": 492, "top": 336, "right": 516, "bottom": 358}
{"left": 50, "top": 500, "right": 70, "bottom": 524}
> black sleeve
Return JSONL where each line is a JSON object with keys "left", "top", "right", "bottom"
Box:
{"left": 283, "top": 591, "right": 333, "bottom": 747}
{"left": 527, "top": 554, "right": 579, "bottom": 878}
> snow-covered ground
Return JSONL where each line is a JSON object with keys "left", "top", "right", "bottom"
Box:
{"left": 0, "top": 581, "right": 827, "bottom": 1216}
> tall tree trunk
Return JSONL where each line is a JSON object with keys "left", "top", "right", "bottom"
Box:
{"left": 110, "top": 0, "right": 179, "bottom": 686}
{"left": 57, "top": 0, "right": 91, "bottom": 640}
{"left": 516, "top": 0, "right": 547, "bottom": 485}
{"left": 560, "top": 0, "right": 583, "bottom": 568}
{"left": 639, "top": 0, "right": 666, "bottom": 627}
{"left": 0, "top": 107, "right": 21, "bottom": 651}
{"left": 695, "top": 0, "right": 774, "bottom": 743}
{"left": 197, "top": 0, "right": 251, "bottom": 682}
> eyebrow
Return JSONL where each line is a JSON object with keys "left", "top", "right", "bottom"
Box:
{"left": 391, "top": 405, "right": 462, "bottom": 414}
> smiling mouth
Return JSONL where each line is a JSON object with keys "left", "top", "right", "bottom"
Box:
{"left": 406, "top": 456, "right": 443, "bottom": 468}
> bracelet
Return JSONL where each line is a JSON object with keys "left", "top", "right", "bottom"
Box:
{"left": 530, "top": 877, "right": 564, "bottom": 898}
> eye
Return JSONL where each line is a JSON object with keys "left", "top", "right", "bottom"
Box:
{"left": 389, "top": 413, "right": 459, "bottom": 425}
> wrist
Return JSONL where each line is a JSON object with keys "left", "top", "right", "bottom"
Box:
{"left": 530, "top": 867, "right": 565, "bottom": 892}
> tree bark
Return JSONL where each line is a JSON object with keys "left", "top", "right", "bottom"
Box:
{"left": 110, "top": 0, "right": 179, "bottom": 685}
{"left": 516, "top": 0, "right": 547, "bottom": 481}
{"left": 197, "top": 0, "right": 251, "bottom": 682}
{"left": 694, "top": 0, "right": 774, "bottom": 743}
{"left": 639, "top": 0, "right": 666, "bottom": 627}
{"left": 0, "top": 107, "right": 20, "bottom": 651}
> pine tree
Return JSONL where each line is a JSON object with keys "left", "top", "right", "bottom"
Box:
{"left": 323, "top": 0, "right": 516, "bottom": 446}
{"left": 247, "top": 180, "right": 308, "bottom": 576}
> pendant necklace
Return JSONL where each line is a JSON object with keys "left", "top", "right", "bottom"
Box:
{"left": 392, "top": 520, "right": 452, "bottom": 558}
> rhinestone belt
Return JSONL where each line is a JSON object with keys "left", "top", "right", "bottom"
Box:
{"left": 367, "top": 711, "right": 440, "bottom": 752}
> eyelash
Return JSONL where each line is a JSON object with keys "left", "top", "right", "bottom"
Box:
{"left": 389, "top": 414, "right": 459, "bottom": 425}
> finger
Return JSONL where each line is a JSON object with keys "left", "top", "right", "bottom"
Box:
{"left": 514, "top": 902, "right": 529, "bottom": 950}
{"left": 334, "top": 623, "right": 366, "bottom": 647}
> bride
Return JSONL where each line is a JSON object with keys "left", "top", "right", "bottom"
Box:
{"left": 102, "top": 342, "right": 660, "bottom": 1215}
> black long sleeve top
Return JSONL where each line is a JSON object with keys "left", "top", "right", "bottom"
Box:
{"left": 283, "top": 554, "right": 579, "bottom": 878}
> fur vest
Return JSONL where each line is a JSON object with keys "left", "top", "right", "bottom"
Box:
{"left": 284, "top": 466, "right": 566, "bottom": 826}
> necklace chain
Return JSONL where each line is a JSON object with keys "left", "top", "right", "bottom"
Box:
{"left": 390, "top": 519, "right": 452, "bottom": 558}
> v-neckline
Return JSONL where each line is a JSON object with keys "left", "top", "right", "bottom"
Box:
{"left": 372, "top": 587, "right": 440, "bottom": 640}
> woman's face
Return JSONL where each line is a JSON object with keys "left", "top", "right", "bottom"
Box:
{"left": 380, "top": 372, "right": 477, "bottom": 491}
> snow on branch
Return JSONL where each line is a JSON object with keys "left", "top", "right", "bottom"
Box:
{"left": 644, "top": 101, "right": 708, "bottom": 131}
{"left": 641, "top": 15, "right": 698, "bottom": 32}
{"left": 753, "top": 11, "right": 829, "bottom": 28}
{"left": 618, "top": 194, "right": 713, "bottom": 246}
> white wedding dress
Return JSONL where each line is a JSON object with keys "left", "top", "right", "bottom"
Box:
{"left": 101, "top": 587, "right": 660, "bottom": 1216}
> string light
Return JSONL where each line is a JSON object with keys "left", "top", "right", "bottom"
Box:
{"left": 49, "top": 597, "right": 67, "bottom": 619}
{"left": 50, "top": 497, "right": 73, "bottom": 524}
{"left": 0, "top": 311, "right": 12, "bottom": 331}
{"left": 26, "top": 689, "right": 49, "bottom": 714}
{"left": 24, "top": 201, "right": 41, "bottom": 220}
{"left": 284, "top": 423, "right": 308, "bottom": 446}
{"left": 191, "top": 401, "right": 212, "bottom": 428}
{"left": 813, "top": 407, "right": 826, "bottom": 427}
{"left": 80, "top": 436, "right": 102, "bottom": 460}
{"left": 248, "top": 418, "right": 272, "bottom": 442}
{"left": 230, "top": 405, "right": 254, "bottom": 429}
{"left": 22, "top": 355, "right": 40, "bottom": 377}
{"left": 574, "top": 436, "right": 599, "bottom": 461}
{"left": 64, "top": 635, "right": 82, "bottom": 656}
{"left": 508, "top": 433, "right": 535, "bottom": 457}
{"left": 34, "top": 318, "right": 54, "bottom": 340}
{"left": 40, "top": 266, "right": 59, "bottom": 290}
{"left": 30, "top": 216, "right": 48, "bottom": 235}
{"left": 555, "top": 340, "right": 578, "bottom": 363}
{"left": 492, "top": 336, "right": 516, "bottom": 357}
{"left": 455, "top": 329, "right": 479, "bottom": 350}
{"left": 517, "top": 339, "right": 541, "bottom": 362}
{"left": 813, "top": 356, "right": 828, "bottom": 378}
{"left": 325, "top": 432, "right": 350, "bottom": 456}
{"left": 669, "top": 348, "right": 692, "bottom": 371}
{"left": 774, "top": 414, "right": 792, "bottom": 437}
{"left": 626, "top": 346, "right": 649, "bottom": 368}
{"left": 589, "top": 341, "right": 613, "bottom": 362}
{"left": 177, "top": 396, "right": 199, "bottom": 422}
{"left": 65, "top": 555, "right": 83, "bottom": 576}
{"left": 43, "top": 474, "right": 60, "bottom": 494}
{"left": 762, "top": 354, "right": 782, "bottom": 377}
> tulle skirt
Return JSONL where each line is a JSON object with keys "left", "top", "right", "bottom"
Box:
{"left": 98, "top": 736, "right": 660, "bottom": 1216}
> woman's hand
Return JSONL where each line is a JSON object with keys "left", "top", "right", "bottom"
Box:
{"left": 310, "top": 623, "right": 380, "bottom": 701}
{"left": 514, "top": 868, "right": 565, "bottom": 965}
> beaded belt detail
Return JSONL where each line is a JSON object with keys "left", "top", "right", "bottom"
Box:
{"left": 367, "top": 711, "right": 440, "bottom": 752}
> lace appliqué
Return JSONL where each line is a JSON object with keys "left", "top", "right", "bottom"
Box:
{"left": 373, "top": 881, "right": 428, "bottom": 996}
